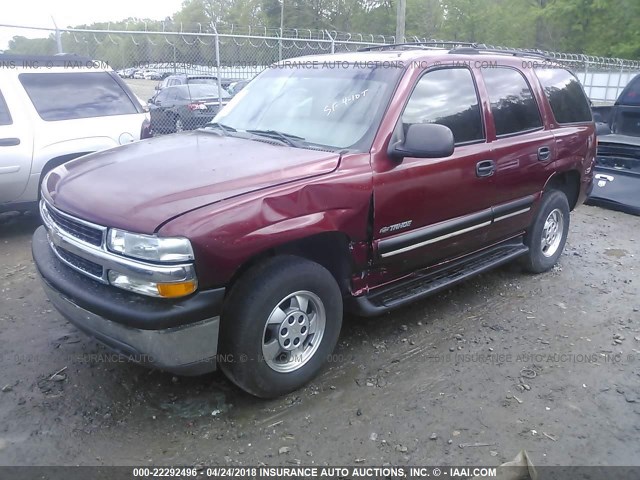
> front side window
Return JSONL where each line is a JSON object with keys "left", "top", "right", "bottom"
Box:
{"left": 0, "top": 90, "right": 12, "bottom": 125}
{"left": 19, "top": 72, "right": 138, "bottom": 121}
{"left": 535, "top": 68, "right": 592, "bottom": 124}
{"left": 483, "top": 68, "right": 543, "bottom": 136}
{"left": 154, "top": 89, "right": 170, "bottom": 103}
{"left": 402, "top": 68, "right": 484, "bottom": 144}
{"left": 213, "top": 64, "right": 402, "bottom": 151}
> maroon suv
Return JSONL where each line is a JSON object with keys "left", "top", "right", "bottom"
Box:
{"left": 33, "top": 45, "right": 595, "bottom": 398}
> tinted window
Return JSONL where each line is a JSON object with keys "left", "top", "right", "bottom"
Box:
{"left": 19, "top": 72, "right": 138, "bottom": 121}
{"left": 0, "top": 91, "right": 11, "bottom": 125}
{"left": 535, "top": 68, "right": 592, "bottom": 123}
{"left": 483, "top": 68, "right": 542, "bottom": 135}
{"left": 402, "top": 68, "right": 484, "bottom": 144}
{"left": 153, "top": 89, "right": 169, "bottom": 103}
{"left": 618, "top": 75, "right": 640, "bottom": 106}
{"left": 177, "top": 84, "right": 231, "bottom": 99}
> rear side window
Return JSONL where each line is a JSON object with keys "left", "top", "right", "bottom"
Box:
{"left": 19, "top": 72, "right": 138, "bottom": 121}
{"left": 402, "top": 68, "right": 484, "bottom": 144}
{"left": 535, "top": 68, "right": 592, "bottom": 124}
{"left": 0, "top": 90, "right": 12, "bottom": 125}
{"left": 482, "top": 68, "right": 542, "bottom": 136}
{"left": 618, "top": 75, "right": 640, "bottom": 105}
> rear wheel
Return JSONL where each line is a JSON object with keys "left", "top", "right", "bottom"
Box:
{"left": 521, "top": 190, "right": 570, "bottom": 273}
{"left": 218, "top": 256, "right": 343, "bottom": 398}
{"left": 174, "top": 116, "right": 185, "bottom": 133}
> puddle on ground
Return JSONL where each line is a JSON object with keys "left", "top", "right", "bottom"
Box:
{"left": 604, "top": 248, "right": 628, "bottom": 258}
{"left": 157, "top": 392, "right": 231, "bottom": 419}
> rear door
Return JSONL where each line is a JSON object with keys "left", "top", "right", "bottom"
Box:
{"left": 479, "top": 67, "right": 556, "bottom": 242}
{"left": 0, "top": 86, "right": 33, "bottom": 204}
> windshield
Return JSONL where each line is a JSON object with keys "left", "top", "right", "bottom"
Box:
{"left": 211, "top": 64, "right": 402, "bottom": 150}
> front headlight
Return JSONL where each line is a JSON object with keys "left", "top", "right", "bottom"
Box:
{"left": 107, "top": 228, "right": 194, "bottom": 263}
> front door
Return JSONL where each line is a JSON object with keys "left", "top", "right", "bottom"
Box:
{"left": 372, "top": 67, "right": 496, "bottom": 276}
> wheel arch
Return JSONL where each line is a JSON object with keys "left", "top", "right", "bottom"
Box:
{"left": 543, "top": 169, "right": 581, "bottom": 210}
{"left": 226, "top": 231, "right": 354, "bottom": 297}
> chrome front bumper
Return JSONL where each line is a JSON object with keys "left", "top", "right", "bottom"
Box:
{"left": 41, "top": 278, "right": 220, "bottom": 375}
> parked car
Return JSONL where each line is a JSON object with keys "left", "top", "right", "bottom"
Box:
{"left": 119, "top": 67, "right": 137, "bottom": 79}
{"left": 132, "top": 70, "right": 145, "bottom": 79}
{"left": 587, "top": 73, "right": 640, "bottom": 215}
{"left": 143, "top": 70, "right": 162, "bottom": 80}
{"left": 33, "top": 46, "right": 595, "bottom": 398}
{"left": 0, "top": 54, "right": 151, "bottom": 212}
{"left": 227, "top": 79, "right": 250, "bottom": 96}
{"left": 148, "top": 84, "right": 231, "bottom": 133}
{"left": 155, "top": 74, "right": 238, "bottom": 92}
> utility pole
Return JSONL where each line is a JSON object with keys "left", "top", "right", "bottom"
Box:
{"left": 51, "top": 16, "right": 63, "bottom": 54}
{"left": 395, "top": 0, "right": 406, "bottom": 43}
{"left": 279, "top": 0, "right": 285, "bottom": 60}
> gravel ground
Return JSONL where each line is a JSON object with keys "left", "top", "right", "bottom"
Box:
{"left": 0, "top": 205, "right": 639, "bottom": 467}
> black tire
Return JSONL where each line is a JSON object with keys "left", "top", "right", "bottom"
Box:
{"left": 218, "top": 256, "right": 343, "bottom": 398}
{"left": 521, "top": 190, "right": 570, "bottom": 273}
{"left": 174, "top": 115, "right": 185, "bottom": 133}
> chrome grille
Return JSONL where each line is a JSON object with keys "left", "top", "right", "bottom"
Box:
{"left": 54, "top": 245, "right": 104, "bottom": 278}
{"left": 44, "top": 203, "right": 103, "bottom": 246}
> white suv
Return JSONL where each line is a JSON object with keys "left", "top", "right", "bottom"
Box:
{"left": 0, "top": 54, "right": 151, "bottom": 212}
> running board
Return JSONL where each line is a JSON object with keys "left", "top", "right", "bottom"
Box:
{"left": 350, "top": 238, "right": 529, "bottom": 317}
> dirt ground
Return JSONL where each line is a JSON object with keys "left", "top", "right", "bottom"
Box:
{"left": 0, "top": 205, "right": 639, "bottom": 468}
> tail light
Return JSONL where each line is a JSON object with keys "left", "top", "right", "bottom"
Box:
{"left": 140, "top": 117, "right": 152, "bottom": 139}
{"left": 187, "top": 102, "right": 207, "bottom": 111}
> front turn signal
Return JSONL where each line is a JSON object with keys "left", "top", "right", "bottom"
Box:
{"left": 157, "top": 280, "right": 198, "bottom": 298}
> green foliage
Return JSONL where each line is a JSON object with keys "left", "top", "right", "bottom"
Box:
{"left": 7, "top": 36, "right": 57, "bottom": 55}
{"left": 3, "top": 0, "right": 640, "bottom": 60}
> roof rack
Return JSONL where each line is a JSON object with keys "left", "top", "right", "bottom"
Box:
{"left": 359, "top": 41, "right": 478, "bottom": 52}
{"left": 449, "top": 46, "right": 554, "bottom": 61}
{"left": 359, "top": 42, "right": 556, "bottom": 62}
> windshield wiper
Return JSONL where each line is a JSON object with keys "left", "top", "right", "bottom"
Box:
{"left": 204, "top": 122, "right": 237, "bottom": 135}
{"left": 245, "top": 129, "right": 305, "bottom": 148}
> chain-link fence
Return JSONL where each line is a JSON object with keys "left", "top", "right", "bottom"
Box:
{"left": 2, "top": 22, "right": 640, "bottom": 128}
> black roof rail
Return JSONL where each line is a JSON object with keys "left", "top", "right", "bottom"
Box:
{"left": 358, "top": 43, "right": 557, "bottom": 62}
{"left": 448, "top": 46, "right": 554, "bottom": 61}
{"left": 359, "top": 41, "right": 479, "bottom": 52}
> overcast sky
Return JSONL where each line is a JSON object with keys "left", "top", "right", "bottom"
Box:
{"left": 0, "top": 0, "right": 184, "bottom": 49}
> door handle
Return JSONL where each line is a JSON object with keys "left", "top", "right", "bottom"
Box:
{"left": 538, "top": 146, "right": 552, "bottom": 161}
{"left": 0, "top": 137, "right": 20, "bottom": 147}
{"left": 476, "top": 160, "right": 496, "bottom": 177}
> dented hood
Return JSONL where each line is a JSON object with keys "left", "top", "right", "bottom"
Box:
{"left": 43, "top": 131, "right": 340, "bottom": 233}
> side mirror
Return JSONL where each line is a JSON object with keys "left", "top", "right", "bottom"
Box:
{"left": 388, "top": 123, "right": 455, "bottom": 160}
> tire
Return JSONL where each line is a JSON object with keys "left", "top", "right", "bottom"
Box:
{"left": 521, "top": 190, "right": 570, "bottom": 273}
{"left": 174, "top": 116, "right": 185, "bottom": 133}
{"left": 218, "top": 256, "right": 343, "bottom": 398}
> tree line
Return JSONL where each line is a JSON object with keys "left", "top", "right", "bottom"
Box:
{"left": 4, "top": 0, "right": 639, "bottom": 60}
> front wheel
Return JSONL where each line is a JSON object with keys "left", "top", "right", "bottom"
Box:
{"left": 218, "top": 256, "right": 343, "bottom": 398}
{"left": 174, "top": 116, "right": 186, "bottom": 133}
{"left": 521, "top": 190, "right": 570, "bottom": 273}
